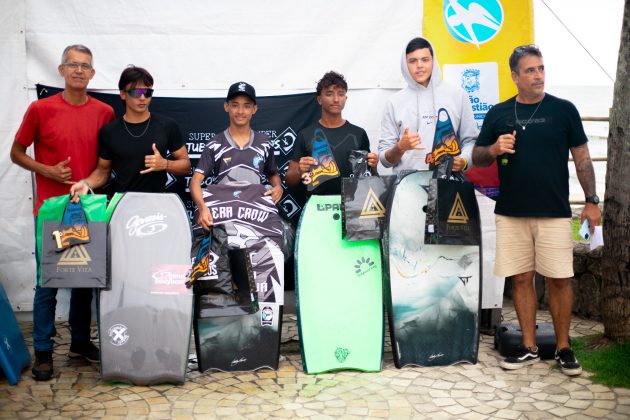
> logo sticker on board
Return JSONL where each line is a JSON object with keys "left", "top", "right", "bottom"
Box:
{"left": 447, "top": 192, "right": 469, "bottom": 224}
{"left": 108, "top": 324, "right": 129, "bottom": 346}
{"left": 334, "top": 347, "right": 350, "bottom": 363}
{"left": 443, "top": 0, "right": 504, "bottom": 48}
{"left": 354, "top": 257, "right": 376, "bottom": 276}
{"left": 126, "top": 214, "right": 168, "bottom": 237}
{"left": 261, "top": 306, "right": 274, "bottom": 326}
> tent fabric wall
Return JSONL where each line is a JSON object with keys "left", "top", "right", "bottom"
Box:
{"left": 0, "top": 0, "right": 35, "bottom": 312}
{"left": 1, "top": 0, "right": 422, "bottom": 312}
{"left": 24, "top": 0, "right": 422, "bottom": 91}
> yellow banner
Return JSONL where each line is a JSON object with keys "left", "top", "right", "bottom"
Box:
{"left": 423, "top": 0, "right": 534, "bottom": 102}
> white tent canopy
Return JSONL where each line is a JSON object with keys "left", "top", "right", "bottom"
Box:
{"left": 0, "top": 0, "right": 422, "bottom": 313}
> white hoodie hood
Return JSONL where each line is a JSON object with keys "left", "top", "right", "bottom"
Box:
{"left": 378, "top": 38, "right": 478, "bottom": 173}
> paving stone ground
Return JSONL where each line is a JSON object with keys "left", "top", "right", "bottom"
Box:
{"left": 1, "top": 300, "right": 628, "bottom": 419}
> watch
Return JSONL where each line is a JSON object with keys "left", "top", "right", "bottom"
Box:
{"left": 585, "top": 195, "right": 600, "bottom": 205}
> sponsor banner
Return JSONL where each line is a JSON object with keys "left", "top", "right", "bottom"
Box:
{"left": 443, "top": 62, "right": 499, "bottom": 129}
{"left": 423, "top": 0, "right": 534, "bottom": 104}
{"left": 37, "top": 85, "right": 320, "bottom": 224}
{"left": 423, "top": 0, "right": 533, "bottom": 190}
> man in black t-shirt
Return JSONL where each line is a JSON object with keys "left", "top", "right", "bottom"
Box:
{"left": 285, "top": 71, "right": 377, "bottom": 195}
{"left": 473, "top": 45, "right": 600, "bottom": 376}
{"left": 70, "top": 66, "right": 191, "bottom": 197}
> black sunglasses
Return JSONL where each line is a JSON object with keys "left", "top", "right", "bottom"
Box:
{"left": 126, "top": 88, "right": 154, "bottom": 98}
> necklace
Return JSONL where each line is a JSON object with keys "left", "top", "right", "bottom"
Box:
{"left": 123, "top": 116, "right": 151, "bottom": 138}
{"left": 514, "top": 95, "right": 544, "bottom": 130}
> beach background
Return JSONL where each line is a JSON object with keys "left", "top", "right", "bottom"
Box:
{"left": 534, "top": 0, "right": 620, "bottom": 204}
{"left": 548, "top": 85, "right": 612, "bottom": 203}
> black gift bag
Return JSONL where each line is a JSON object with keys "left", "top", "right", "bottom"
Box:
{"left": 424, "top": 169, "right": 481, "bottom": 246}
{"left": 40, "top": 195, "right": 108, "bottom": 288}
{"left": 341, "top": 175, "right": 396, "bottom": 241}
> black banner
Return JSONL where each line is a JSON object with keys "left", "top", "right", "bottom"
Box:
{"left": 36, "top": 84, "right": 320, "bottom": 224}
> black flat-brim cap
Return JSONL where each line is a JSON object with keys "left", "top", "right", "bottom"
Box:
{"left": 226, "top": 81, "right": 256, "bottom": 104}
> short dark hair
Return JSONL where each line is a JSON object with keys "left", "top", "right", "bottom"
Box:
{"left": 316, "top": 71, "right": 348, "bottom": 96}
{"left": 118, "top": 65, "right": 154, "bottom": 91}
{"left": 406, "top": 37, "right": 433, "bottom": 57}
{"left": 509, "top": 44, "right": 542, "bottom": 72}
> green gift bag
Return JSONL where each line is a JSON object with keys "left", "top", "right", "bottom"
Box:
{"left": 37, "top": 194, "right": 108, "bottom": 288}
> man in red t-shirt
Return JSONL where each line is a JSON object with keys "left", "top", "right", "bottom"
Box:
{"left": 10, "top": 44, "right": 115, "bottom": 381}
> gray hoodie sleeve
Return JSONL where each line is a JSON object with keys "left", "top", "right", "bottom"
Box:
{"left": 378, "top": 100, "right": 399, "bottom": 168}
{"left": 456, "top": 89, "right": 479, "bottom": 171}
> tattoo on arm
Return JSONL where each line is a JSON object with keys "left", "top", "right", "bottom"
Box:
{"left": 571, "top": 144, "right": 597, "bottom": 196}
{"left": 472, "top": 146, "right": 495, "bottom": 167}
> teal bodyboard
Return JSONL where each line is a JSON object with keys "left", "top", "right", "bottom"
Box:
{"left": 295, "top": 195, "right": 383, "bottom": 374}
{"left": 0, "top": 284, "right": 30, "bottom": 385}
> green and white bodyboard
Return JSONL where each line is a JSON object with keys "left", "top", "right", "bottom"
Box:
{"left": 295, "top": 194, "right": 383, "bottom": 374}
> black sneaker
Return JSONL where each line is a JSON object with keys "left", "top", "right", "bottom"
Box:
{"left": 32, "top": 350, "right": 54, "bottom": 381}
{"left": 69, "top": 340, "right": 100, "bottom": 363}
{"left": 555, "top": 347, "right": 582, "bottom": 376}
{"left": 499, "top": 345, "right": 540, "bottom": 370}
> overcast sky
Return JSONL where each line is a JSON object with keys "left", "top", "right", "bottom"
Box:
{"left": 534, "top": 0, "right": 623, "bottom": 86}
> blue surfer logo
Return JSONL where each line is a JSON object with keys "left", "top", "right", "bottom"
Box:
{"left": 443, "top": 0, "right": 504, "bottom": 48}
{"left": 461, "top": 69, "right": 480, "bottom": 93}
{"left": 253, "top": 155, "right": 262, "bottom": 168}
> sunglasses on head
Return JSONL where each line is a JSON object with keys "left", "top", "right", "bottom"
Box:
{"left": 125, "top": 88, "right": 154, "bottom": 98}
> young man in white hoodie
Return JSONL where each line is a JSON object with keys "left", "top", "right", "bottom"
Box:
{"left": 378, "top": 37, "right": 478, "bottom": 173}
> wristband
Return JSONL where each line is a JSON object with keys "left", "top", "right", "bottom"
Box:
{"left": 461, "top": 158, "right": 468, "bottom": 171}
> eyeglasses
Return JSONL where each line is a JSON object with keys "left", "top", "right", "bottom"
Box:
{"left": 63, "top": 62, "right": 93, "bottom": 71}
{"left": 125, "top": 88, "right": 154, "bottom": 98}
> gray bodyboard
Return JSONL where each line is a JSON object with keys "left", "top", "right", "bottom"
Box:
{"left": 99, "top": 192, "right": 193, "bottom": 385}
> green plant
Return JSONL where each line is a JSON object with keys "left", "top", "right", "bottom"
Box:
{"left": 572, "top": 335, "right": 630, "bottom": 388}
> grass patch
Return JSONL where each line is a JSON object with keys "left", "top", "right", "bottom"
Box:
{"left": 572, "top": 218, "right": 582, "bottom": 241}
{"left": 572, "top": 335, "right": 630, "bottom": 388}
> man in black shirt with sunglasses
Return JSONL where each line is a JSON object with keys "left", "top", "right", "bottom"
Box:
{"left": 71, "top": 66, "right": 190, "bottom": 197}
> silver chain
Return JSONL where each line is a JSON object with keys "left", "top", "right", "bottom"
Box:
{"left": 123, "top": 116, "right": 151, "bottom": 138}
{"left": 514, "top": 95, "right": 545, "bottom": 131}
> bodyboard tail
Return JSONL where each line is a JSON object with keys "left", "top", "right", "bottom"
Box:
{"left": 194, "top": 303, "right": 282, "bottom": 372}
{"left": 0, "top": 284, "right": 30, "bottom": 385}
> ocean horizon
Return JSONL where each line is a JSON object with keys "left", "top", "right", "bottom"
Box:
{"left": 547, "top": 85, "right": 612, "bottom": 203}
